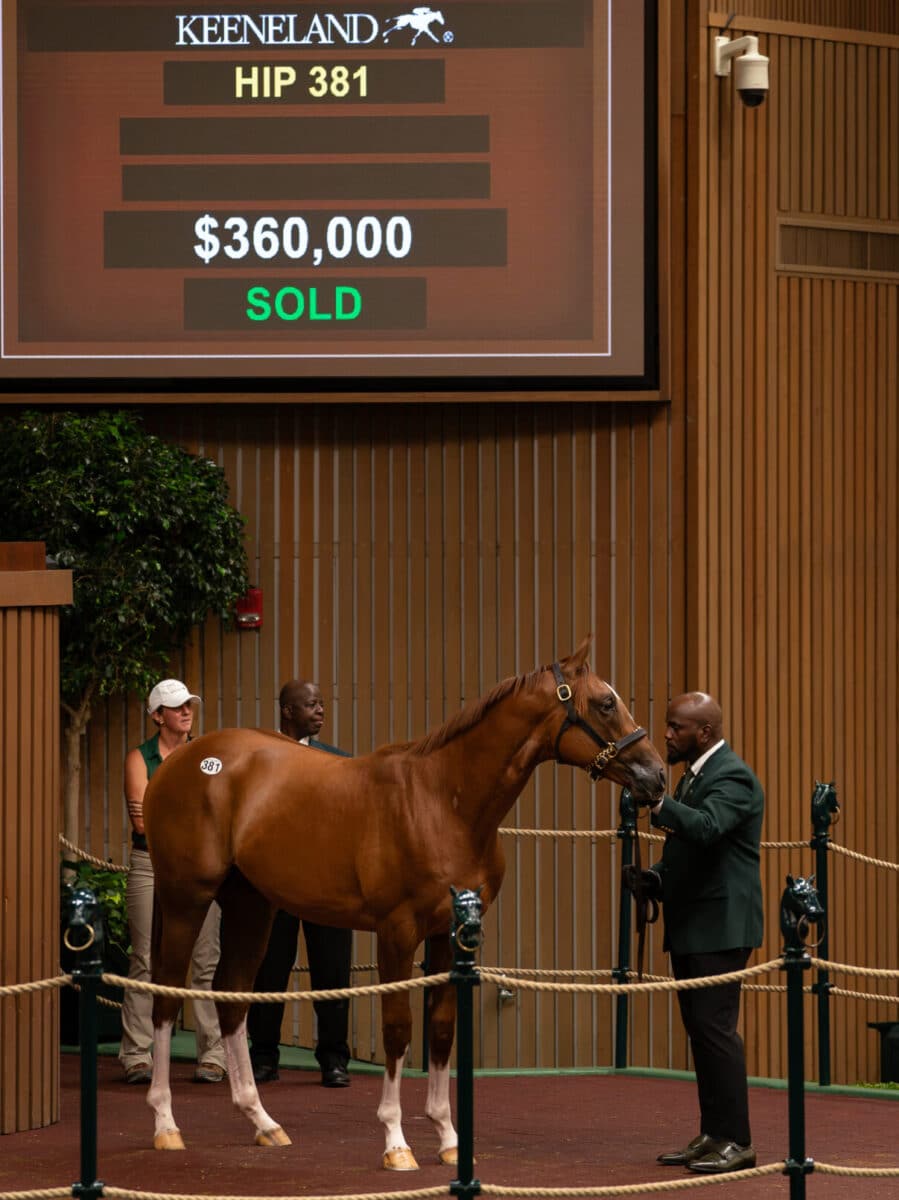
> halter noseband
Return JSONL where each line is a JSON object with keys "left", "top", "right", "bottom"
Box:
{"left": 551, "top": 662, "right": 648, "bottom": 781}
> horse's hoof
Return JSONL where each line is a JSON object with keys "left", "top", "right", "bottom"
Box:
{"left": 153, "top": 1129, "right": 185, "bottom": 1151}
{"left": 256, "top": 1126, "right": 292, "bottom": 1147}
{"left": 383, "top": 1147, "right": 419, "bottom": 1171}
{"left": 439, "top": 1147, "right": 458, "bottom": 1166}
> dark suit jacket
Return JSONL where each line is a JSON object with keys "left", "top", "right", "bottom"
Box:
{"left": 307, "top": 736, "right": 351, "bottom": 758}
{"left": 650, "top": 742, "right": 764, "bottom": 955}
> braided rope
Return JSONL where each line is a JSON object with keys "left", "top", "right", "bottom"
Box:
{"left": 829, "top": 986, "right": 899, "bottom": 1003}
{"left": 811, "top": 958, "right": 899, "bottom": 980}
{"left": 826, "top": 842, "right": 899, "bottom": 871}
{"left": 99, "top": 971, "right": 451, "bottom": 1003}
{"left": 478, "top": 1161, "right": 787, "bottom": 1195}
{"left": 760, "top": 840, "right": 811, "bottom": 850}
{"left": 104, "top": 1187, "right": 449, "bottom": 1200}
{"left": 0, "top": 1189, "right": 74, "bottom": 1200}
{"left": 479, "top": 958, "right": 783, "bottom": 995}
{"left": 0, "top": 975, "right": 69, "bottom": 997}
{"left": 60, "top": 834, "right": 129, "bottom": 874}
{"left": 815, "top": 1162, "right": 899, "bottom": 1177}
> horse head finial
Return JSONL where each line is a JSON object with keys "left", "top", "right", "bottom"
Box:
{"left": 62, "top": 884, "right": 107, "bottom": 972}
{"left": 450, "top": 886, "right": 484, "bottom": 954}
{"left": 780, "top": 874, "right": 826, "bottom": 950}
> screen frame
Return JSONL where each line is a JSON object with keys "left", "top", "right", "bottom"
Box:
{"left": 0, "top": 0, "right": 660, "bottom": 400}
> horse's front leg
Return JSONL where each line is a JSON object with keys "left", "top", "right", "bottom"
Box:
{"left": 422, "top": 935, "right": 459, "bottom": 1165}
{"left": 376, "top": 934, "right": 418, "bottom": 1170}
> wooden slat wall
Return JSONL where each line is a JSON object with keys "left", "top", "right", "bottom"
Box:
{"left": 0, "top": 600, "right": 62, "bottom": 1131}
{"left": 694, "top": 12, "right": 899, "bottom": 1086}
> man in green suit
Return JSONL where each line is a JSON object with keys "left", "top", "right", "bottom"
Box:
{"left": 629, "top": 692, "right": 763, "bottom": 1174}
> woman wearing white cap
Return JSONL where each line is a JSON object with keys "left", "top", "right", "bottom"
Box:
{"left": 117, "top": 679, "right": 227, "bottom": 1084}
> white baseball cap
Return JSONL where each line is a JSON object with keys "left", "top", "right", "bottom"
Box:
{"left": 147, "top": 679, "right": 202, "bottom": 714}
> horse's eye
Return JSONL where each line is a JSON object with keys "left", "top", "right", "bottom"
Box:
{"left": 598, "top": 696, "right": 616, "bottom": 715}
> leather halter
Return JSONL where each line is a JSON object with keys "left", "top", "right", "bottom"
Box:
{"left": 551, "top": 661, "right": 656, "bottom": 980}
{"left": 551, "top": 662, "right": 648, "bottom": 780}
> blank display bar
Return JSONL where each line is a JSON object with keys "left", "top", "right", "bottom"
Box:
{"left": 123, "top": 163, "right": 491, "bottom": 201}
{"left": 121, "top": 115, "right": 488, "bottom": 155}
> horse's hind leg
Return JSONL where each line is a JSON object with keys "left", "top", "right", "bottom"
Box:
{"left": 215, "top": 870, "right": 290, "bottom": 1147}
{"left": 148, "top": 894, "right": 212, "bottom": 1149}
{"left": 422, "top": 936, "right": 459, "bottom": 1165}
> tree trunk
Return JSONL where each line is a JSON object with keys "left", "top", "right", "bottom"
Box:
{"left": 62, "top": 698, "right": 91, "bottom": 849}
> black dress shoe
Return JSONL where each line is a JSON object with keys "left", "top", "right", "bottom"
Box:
{"left": 321, "top": 1065, "right": 350, "bottom": 1088}
{"left": 657, "top": 1133, "right": 716, "bottom": 1166}
{"left": 687, "top": 1141, "right": 757, "bottom": 1173}
{"left": 252, "top": 1063, "right": 280, "bottom": 1083}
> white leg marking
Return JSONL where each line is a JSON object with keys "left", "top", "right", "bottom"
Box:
{"left": 147, "top": 1021, "right": 179, "bottom": 1141}
{"left": 223, "top": 1019, "right": 286, "bottom": 1141}
{"left": 425, "top": 1060, "right": 457, "bottom": 1154}
{"left": 377, "top": 1053, "right": 409, "bottom": 1153}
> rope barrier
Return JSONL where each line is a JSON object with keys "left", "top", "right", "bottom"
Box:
{"left": 810, "top": 958, "right": 899, "bottom": 980}
{"left": 814, "top": 1161, "right": 899, "bottom": 1177}
{"left": 477, "top": 1162, "right": 788, "bottom": 1194}
{"left": 826, "top": 842, "right": 899, "bottom": 871}
{"left": 829, "top": 986, "right": 899, "bottom": 1004}
{"left": 98, "top": 971, "right": 451, "bottom": 1004}
{"left": 60, "top": 834, "right": 129, "bottom": 874}
{"left": 0, "top": 975, "right": 69, "bottom": 997}
{"left": 103, "top": 1188, "right": 450, "bottom": 1200}
{"left": 479, "top": 959, "right": 783, "bottom": 996}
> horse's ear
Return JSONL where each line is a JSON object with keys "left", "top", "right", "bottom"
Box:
{"left": 559, "top": 635, "right": 592, "bottom": 675}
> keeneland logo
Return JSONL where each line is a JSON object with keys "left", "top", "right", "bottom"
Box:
{"left": 382, "top": 7, "right": 448, "bottom": 45}
{"left": 174, "top": 9, "right": 455, "bottom": 47}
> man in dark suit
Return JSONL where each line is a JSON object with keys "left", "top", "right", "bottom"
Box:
{"left": 627, "top": 692, "right": 763, "bottom": 1174}
{"left": 248, "top": 679, "right": 353, "bottom": 1088}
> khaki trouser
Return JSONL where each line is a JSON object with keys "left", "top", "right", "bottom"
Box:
{"left": 118, "top": 848, "right": 225, "bottom": 1070}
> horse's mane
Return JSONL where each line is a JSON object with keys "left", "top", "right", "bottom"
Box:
{"left": 388, "top": 661, "right": 588, "bottom": 758}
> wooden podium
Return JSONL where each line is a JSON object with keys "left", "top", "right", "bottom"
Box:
{"left": 0, "top": 542, "right": 72, "bottom": 1132}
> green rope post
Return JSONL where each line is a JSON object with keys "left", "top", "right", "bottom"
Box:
{"left": 63, "top": 886, "right": 106, "bottom": 1200}
{"left": 613, "top": 789, "right": 636, "bottom": 1068}
{"left": 449, "top": 887, "right": 482, "bottom": 1200}
{"left": 780, "top": 874, "right": 824, "bottom": 1200}
{"left": 809, "top": 781, "right": 838, "bottom": 1087}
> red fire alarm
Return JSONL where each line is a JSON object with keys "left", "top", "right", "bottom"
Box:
{"left": 235, "top": 586, "right": 263, "bottom": 629}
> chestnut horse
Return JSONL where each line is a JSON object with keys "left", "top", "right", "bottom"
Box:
{"left": 142, "top": 639, "right": 665, "bottom": 1166}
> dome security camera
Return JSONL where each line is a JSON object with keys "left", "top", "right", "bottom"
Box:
{"left": 714, "top": 35, "right": 770, "bottom": 108}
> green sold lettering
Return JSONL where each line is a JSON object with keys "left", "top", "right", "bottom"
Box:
{"left": 246, "top": 285, "right": 362, "bottom": 322}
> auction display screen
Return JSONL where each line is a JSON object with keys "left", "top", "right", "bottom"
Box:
{"left": 0, "top": 0, "right": 653, "bottom": 385}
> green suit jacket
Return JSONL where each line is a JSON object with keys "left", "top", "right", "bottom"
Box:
{"left": 650, "top": 742, "right": 764, "bottom": 955}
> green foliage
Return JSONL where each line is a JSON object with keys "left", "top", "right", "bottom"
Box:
{"left": 61, "top": 859, "right": 130, "bottom": 956}
{"left": 0, "top": 409, "right": 248, "bottom": 705}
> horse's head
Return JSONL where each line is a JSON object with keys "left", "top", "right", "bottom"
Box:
{"left": 780, "top": 874, "right": 826, "bottom": 947}
{"left": 549, "top": 638, "right": 666, "bottom": 804}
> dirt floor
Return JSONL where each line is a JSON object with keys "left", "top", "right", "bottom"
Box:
{"left": 1, "top": 1054, "right": 897, "bottom": 1199}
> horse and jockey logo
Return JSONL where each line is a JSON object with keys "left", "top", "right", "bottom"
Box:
{"left": 383, "top": 7, "right": 452, "bottom": 45}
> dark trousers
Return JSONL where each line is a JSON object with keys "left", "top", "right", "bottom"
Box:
{"left": 670, "top": 947, "right": 752, "bottom": 1146}
{"left": 248, "top": 908, "right": 352, "bottom": 1072}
